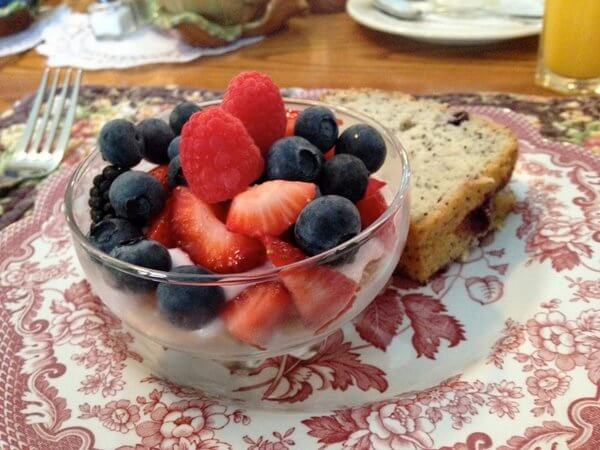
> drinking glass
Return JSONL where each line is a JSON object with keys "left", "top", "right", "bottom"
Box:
{"left": 536, "top": 0, "right": 600, "bottom": 94}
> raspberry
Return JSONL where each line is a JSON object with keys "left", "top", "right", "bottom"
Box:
{"left": 179, "top": 107, "right": 264, "bottom": 204}
{"left": 222, "top": 71, "right": 286, "bottom": 155}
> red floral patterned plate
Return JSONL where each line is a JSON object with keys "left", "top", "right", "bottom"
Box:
{"left": 1, "top": 105, "right": 599, "bottom": 449}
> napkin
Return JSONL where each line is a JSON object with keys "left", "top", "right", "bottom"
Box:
{"left": 36, "top": 11, "right": 263, "bottom": 70}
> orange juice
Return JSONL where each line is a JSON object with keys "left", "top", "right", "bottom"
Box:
{"left": 542, "top": 0, "right": 600, "bottom": 79}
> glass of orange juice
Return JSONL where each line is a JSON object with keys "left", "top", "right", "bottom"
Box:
{"left": 536, "top": 0, "right": 600, "bottom": 94}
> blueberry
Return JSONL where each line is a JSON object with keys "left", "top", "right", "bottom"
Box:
{"left": 336, "top": 124, "right": 387, "bottom": 173}
{"left": 109, "top": 171, "right": 166, "bottom": 225}
{"left": 169, "top": 102, "right": 201, "bottom": 135}
{"left": 448, "top": 111, "right": 470, "bottom": 126}
{"left": 136, "top": 118, "right": 175, "bottom": 164}
{"left": 157, "top": 266, "right": 225, "bottom": 329}
{"left": 320, "top": 154, "right": 369, "bottom": 203}
{"left": 265, "top": 136, "right": 324, "bottom": 182}
{"left": 294, "top": 195, "right": 361, "bottom": 256}
{"left": 88, "top": 218, "right": 142, "bottom": 253}
{"left": 294, "top": 106, "right": 339, "bottom": 152}
{"left": 108, "top": 239, "right": 172, "bottom": 292}
{"left": 167, "top": 136, "right": 181, "bottom": 160}
{"left": 98, "top": 119, "right": 144, "bottom": 168}
{"left": 167, "top": 156, "right": 187, "bottom": 189}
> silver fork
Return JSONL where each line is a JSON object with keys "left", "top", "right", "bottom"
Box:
{"left": 3, "top": 67, "right": 82, "bottom": 179}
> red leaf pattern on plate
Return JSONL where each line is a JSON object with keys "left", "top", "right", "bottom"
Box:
{"left": 403, "top": 294, "right": 466, "bottom": 359}
{"left": 465, "top": 276, "right": 504, "bottom": 305}
{"left": 235, "top": 331, "right": 387, "bottom": 402}
{"left": 490, "top": 264, "right": 508, "bottom": 275}
{"left": 354, "top": 288, "right": 404, "bottom": 351}
{"left": 243, "top": 427, "right": 296, "bottom": 450}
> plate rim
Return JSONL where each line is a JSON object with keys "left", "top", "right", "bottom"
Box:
{"left": 346, "top": 0, "right": 542, "bottom": 44}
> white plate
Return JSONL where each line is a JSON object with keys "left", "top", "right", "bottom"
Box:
{"left": 347, "top": 0, "right": 542, "bottom": 45}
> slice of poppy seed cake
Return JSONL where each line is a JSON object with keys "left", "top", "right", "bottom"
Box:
{"left": 321, "top": 89, "right": 518, "bottom": 283}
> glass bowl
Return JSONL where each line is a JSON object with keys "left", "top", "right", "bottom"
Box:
{"left": 64, "top": 98, "right": 411, "bottom": 402}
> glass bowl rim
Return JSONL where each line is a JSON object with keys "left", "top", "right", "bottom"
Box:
{"left": 64, "top": 97, "right": 411, "bottom": 286}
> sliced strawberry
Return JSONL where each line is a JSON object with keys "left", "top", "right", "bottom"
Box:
{"left": 171, "top": 187, "right": 265, "bottom": 273}
{"left": 227, "top": 180, "right": 317, "bottom": 238}
{"left": 263, "top": 237, "right": 358, "bottom": 331}
{"left": 357, "top": 177, "right": 388, "bottom": 228}
{"left": 220, "top": 281, "right": 294, "bottom": 349}
{"left": 147, "top": 196, "right": 175, "bottom": 248}
{"left": 148, "top": 165, "right": 170, "bottom": 191}
{"left": 262, "top": 235, "right": 305, "bottom": 266}
{"left": 365, "top": 177, "right": 386, "bottom": 196}
{"left": 357, "top": 191, "right": 388, "bottom": 228}
{"left": 210, "top": 200, "right": 230, "bottom": 223}
{"left": 285, "top": 109, "right": 299, "bottom": 137}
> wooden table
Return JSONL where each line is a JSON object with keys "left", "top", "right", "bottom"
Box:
{"left": 0, "top": 11, "right": 552, "bottom": 111}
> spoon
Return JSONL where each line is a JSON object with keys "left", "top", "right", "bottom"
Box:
{"left": 373, "top": 0, "right": 542, "bottom": 22}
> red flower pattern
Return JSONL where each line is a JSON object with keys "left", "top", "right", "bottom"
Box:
{"left": 99, "top": 400, "right": 141, "bottom": 433}
{"left": 348, "top": 402, "right": 435, "bottom": 450}
{"left": 527, "top": 369, "right": 570, "bottom": 400}
{"left": 526, "top": 311, "right": 588, "bottom": 371}
{"left": 567, "top": 277, "right": 600, "bottom": 302}
{"left": 135, "top": 400, "right": 230, "bottom": 450}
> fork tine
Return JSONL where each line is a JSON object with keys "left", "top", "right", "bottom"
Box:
{"left": 41, "top": 68, "right": 72, "bottom": 155}
{"left": 16, "top": 68, "right": 50, "bottom": 153}
{"left": 28, "top": 68, "right": 60, "bottom": 154}
{"left": 54, "top": 69, "right": 82, "bottom": 157}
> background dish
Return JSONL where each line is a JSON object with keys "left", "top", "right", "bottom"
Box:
{"left": 347, "top": 0, "right": 542, "bottom": 45}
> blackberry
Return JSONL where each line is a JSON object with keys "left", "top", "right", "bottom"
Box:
{"left": 89, "top": 164, "right": 128, "bottom": 225}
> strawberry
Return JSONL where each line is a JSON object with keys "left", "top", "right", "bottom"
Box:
{"left": 263, "top": 237, "right": 358, "bottom": 331}
{"left": 148, "top": 165, "right": 170, "bottom": 191}
{"left": 263, "top": 235, "right": 305, "bottom": 266}
{"left": 357, "top": 191, "right": 388, "bottom": 228}
{"left": 147, "top": 196, "right": 175, "bottom": 248}
{"left": 220, "top": 281, "right": 294, "bottom": 349}
{"left": 171, "top": 187, "right": 265, "bottom": 273}
{"left": 227, "top": 180, "right": 317, "bottom": 238}
{"left": 357, "top": 177, "right": 388, "bottom": 228}
{"left": 365, "top": 177, "right": 386, "bottom": 195}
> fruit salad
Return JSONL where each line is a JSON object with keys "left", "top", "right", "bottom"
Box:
{"left": 68, "top": 72, "right": 410, "bottom": 359}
